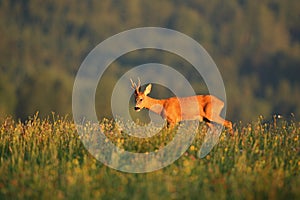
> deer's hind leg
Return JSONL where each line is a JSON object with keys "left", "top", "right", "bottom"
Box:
{"left": 203, "top": 103, "right": 233, "bottom": 135}
{"left": 210, "top": 115, "right": 233, "bottom": 135}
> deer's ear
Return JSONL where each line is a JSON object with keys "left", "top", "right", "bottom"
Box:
{"left": 144, "top": 84, "right": 152, "bottom": 96}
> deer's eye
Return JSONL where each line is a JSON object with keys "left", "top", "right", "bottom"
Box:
{"left": 139, "top": 98, "right": 143, "bottom": 102}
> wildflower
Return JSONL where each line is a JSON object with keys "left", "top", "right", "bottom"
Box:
{"left": 190, "top": 145, "right": 195, "bottom": 151}
{"left": 221, "top": 156, "right": 225, "bottom": 163}
{"left": 72, "top": 159, "right": 79, "bottom": 166}
{"left": 183, "top": 160, "right": 189, "bottom": 167}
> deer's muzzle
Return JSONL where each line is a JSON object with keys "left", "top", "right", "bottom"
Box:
{"left": 134, "top": 106, "right": 141, "bottom": 112}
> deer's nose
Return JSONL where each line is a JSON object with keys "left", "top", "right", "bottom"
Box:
{"left": 134, "top": 106, "right": 141, "bottom": 111}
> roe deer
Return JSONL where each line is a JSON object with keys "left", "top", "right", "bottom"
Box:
{"left": 130, "top": 79, "right": 233, "bottom": 135}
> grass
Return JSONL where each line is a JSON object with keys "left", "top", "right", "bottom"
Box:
{"left": 0, "top": 114, "right": 299, "bottom": 199}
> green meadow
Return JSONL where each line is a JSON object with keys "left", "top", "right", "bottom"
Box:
{"left": 0, "top": 115, "right": 299, "bottom": 199}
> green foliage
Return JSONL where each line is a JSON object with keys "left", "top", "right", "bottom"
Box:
{"left": 0, "top": 0, "right": 300, "bottom": 122}
{"left": 0, "top": 115, "right": 299, "bottom": 199}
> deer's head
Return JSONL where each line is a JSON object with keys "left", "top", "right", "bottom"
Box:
{"left": 130, "top": 79, "right": 152, "bottom": 112}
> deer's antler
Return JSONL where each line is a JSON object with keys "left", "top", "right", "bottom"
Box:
{"left": 130, "top": 78, "right": 141, "bottom": 92}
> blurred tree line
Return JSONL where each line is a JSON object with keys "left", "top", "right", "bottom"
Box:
{"left": 0, "top": 0, "right": 299, "bottom": 122}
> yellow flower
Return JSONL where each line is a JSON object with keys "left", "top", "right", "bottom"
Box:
{"left": 72, "top": 159, "right": 79, "bottom": 166}
{"left": 221, "top": 156, "right": 225, "bottom": 163}
{"left": 183, "top": 160, "right": 190, "bottom": 167}
{"left": 190, "top": 145, "right": 195, "bottom": 151}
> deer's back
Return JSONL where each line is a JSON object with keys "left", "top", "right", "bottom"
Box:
{"left": 162, "top": 95, "right": 224, "bottom": 121}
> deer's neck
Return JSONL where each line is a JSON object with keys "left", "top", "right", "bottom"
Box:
{"left": 145, "top": 97, "right": 165, "bottom": 115}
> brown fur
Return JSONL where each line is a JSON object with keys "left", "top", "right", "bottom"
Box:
{"left": 131, "top": 79, "right": 233, "bottom": 135}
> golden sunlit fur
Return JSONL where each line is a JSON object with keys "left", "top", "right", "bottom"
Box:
{"left": 130, "top": 79, "right": 233, "bottom": 135}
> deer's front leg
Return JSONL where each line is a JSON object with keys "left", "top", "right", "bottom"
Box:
{"left": 166, "top": 121, "right": 176, "bottom": 129}
{"left": 166, "top": 115, "right": 180, "bottom": 130}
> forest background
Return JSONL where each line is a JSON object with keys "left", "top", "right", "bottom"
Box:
{"left": 0, "top": 0, "right": 299, "bottom": 123}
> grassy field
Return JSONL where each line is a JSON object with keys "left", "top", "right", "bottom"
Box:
{"left": 0, "top": 114, "right": 299, "bottom": 199}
